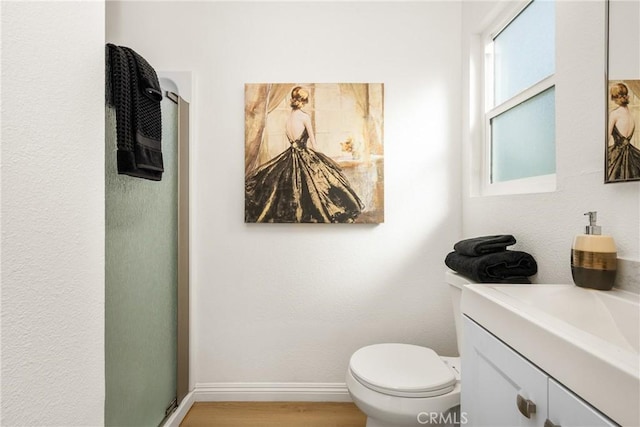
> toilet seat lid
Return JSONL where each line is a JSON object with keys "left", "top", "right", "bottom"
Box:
{"left": 349, "top": 343, "right": 456, "bottom": 398}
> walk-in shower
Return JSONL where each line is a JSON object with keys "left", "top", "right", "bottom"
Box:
{"left": 105, "top": 75, "right": 190, "bottom": 427}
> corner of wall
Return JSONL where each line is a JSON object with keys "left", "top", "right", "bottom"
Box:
{"left": 1, "top": 1, "right": 106, "bottom": 424}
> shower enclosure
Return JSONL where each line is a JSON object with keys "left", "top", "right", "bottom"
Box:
{"left": 105, "top": 76, "right": 190, "bottom": 426}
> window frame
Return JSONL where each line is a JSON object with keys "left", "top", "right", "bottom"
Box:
{"left": 481, "top": 0, "right": 557, "bottom": 196}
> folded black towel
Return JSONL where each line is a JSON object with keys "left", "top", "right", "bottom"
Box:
{"left": 106, "top": 44, "right": 163, "bottom": 181}
{"left": 453, "top": 235, "right": 517, "bottom": 257}
{"left": 445, "top": 250, "right": 537, "bottom": 283}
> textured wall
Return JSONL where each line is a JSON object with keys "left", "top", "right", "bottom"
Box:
{"left": 1, "top": 2, "right": 105, "bottom": 424}
{"left": 461, "top": 1, "right": 640, "bottom": 286}
{"left": 106, "top": 1, "right": 463, "bottom": 386}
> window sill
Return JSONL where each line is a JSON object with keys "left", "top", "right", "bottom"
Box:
{"left": 480, "top": 173, "right": 556, "bottom": 197}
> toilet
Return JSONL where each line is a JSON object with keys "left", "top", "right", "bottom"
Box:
{"left": 346, "top": 271, "right": 472, "bottom": 427}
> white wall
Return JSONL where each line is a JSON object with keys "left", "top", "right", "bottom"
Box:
{"left": 107, "top": 1, "right": 463, "bottom": 388}
{"left": 1, "top": 1, "right": 105, "bottom": 425}
{"left": 462, "top": 1, "right": 640, "bottom": 287}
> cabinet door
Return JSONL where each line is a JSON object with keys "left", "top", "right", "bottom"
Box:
{"left": 463, "top": 316, "right": 548, "bottom": 427}
{"left": 547, "top": 379, "right": 617, "bottom": 427}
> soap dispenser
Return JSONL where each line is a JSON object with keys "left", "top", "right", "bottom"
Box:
{"left": 571, "top": 212, "right": 617, "bottom": 290}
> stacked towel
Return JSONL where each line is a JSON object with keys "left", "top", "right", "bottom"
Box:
{"left": 445, "top": 235, "right": 537, "bottom": 283}
{"left": 453, "top": 234, "right": 516, "bottom": 256}
{"left": 106, "top": 44, "right": 164, "bottom": 181}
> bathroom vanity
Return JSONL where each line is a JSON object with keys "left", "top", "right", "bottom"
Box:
{"left": 463, "top": 317, "right": 616, "bottom": 426}
{"left": 461, "top": 283, "right": 639, "bottom": 427}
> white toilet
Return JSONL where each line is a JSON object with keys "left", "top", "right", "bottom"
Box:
{"left": 346, "top": 271, "right": 472, "bottom": 427}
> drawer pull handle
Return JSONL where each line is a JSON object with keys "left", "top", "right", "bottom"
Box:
{"left": 544, "top": 419, "right": 561, "bottom": 427}
{"left": 516, "top": 394, "right": 537, "bottom": 419}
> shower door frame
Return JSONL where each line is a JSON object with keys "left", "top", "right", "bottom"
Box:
{"left": 174, "top": 91, "right": 190, "bottom": 407}
{"left": 156, "top": 87, "right": 191, "bottom": 424}
{"left": 161, "top": 71, "right": 192, "bottom": 418}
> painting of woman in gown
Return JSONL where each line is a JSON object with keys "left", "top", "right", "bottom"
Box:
{"left": 607, "top": 81, "right": 640, "bottom": 183}
{"left": 245, "top": 84, "right": 384, "bottom": 223}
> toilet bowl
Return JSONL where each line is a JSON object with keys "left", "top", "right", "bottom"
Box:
{"left": 346, "top": 271, "right": 471, "bottom": 427}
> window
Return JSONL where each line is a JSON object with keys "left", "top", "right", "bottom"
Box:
{"left": 483, "top": 0, "right": 556, "bottom": 195}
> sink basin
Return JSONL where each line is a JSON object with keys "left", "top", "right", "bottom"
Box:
{"left": 462, "top": 282, "right": 640, "bottom": 426}
{"left": 492, "top": 284, "right": 639, "bottom": 353}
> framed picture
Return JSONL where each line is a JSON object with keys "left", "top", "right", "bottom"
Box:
{"left": 245, "top": 83, "right": 384, "bottom": 223}
{"left": 605, "top": 1, "right": 640, "bottom": 183}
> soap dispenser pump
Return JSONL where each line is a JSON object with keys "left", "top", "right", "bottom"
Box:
{"left": 571, "top": 212, "right": 617, "bottom": 290}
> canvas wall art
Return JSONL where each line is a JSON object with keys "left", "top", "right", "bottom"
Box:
{"left": 606, "top": 80, "right": 640, "bottom": 182}
{"left": 245, "top": 83, "right": 384, "bottom": 223}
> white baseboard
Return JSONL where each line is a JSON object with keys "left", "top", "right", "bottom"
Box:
{"left": 194, "top": 382, "right": 352, "bottom": 402}
{"left": 161, "top": 382, "right": 352, "bottom": 425}
{"left": 164, "top": 391, "right": 195, "bottom": 427}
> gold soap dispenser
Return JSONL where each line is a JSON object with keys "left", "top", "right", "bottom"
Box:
{"left": 571, "top": 212, "right": 617, "bottom": 290}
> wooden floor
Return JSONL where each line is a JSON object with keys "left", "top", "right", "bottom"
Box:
{"left": 180, "top": 402, "right": 367, "bottom": 427}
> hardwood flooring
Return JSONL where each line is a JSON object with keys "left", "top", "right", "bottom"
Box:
{"left": 180, "top": 401, "right": 367, "bottom": 427}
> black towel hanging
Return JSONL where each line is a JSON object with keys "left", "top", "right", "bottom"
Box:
{"left": 106, "top": 43, "right": 164, "bottom": 181}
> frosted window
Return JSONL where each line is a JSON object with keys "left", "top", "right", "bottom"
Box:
{"left": 491, "top": 87, "right": 555, "bottom": 183}
{"left": 494, "top": 0, "right": 555, "bottom": 105}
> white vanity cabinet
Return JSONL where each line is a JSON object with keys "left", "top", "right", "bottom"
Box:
{"left": 462, "top": 317, "right": 617, "bottom": 427}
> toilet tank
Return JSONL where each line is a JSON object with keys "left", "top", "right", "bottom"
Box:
{"left": 445, "top": 270, "right": 474, "bottom": 356}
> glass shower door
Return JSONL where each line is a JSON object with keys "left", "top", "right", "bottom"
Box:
{"left": 105, "top": 94, "right": 179, "bottom": 426}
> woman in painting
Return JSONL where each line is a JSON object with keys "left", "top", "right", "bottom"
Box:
{"left": 607, "top": 82, "right": 640, "bottom": 181}
{"left": 245, "top": 86, "right": 364, "bottom": 223}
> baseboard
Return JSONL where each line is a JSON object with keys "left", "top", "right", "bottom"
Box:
{"left": 161, "top": 383, "right": 351, "bottom": 425}
{"left": 194, "top": 382, "right": 352, "bottom": 402}
{"left": 164, "top": 391, "right": 195, "bottom": 427}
